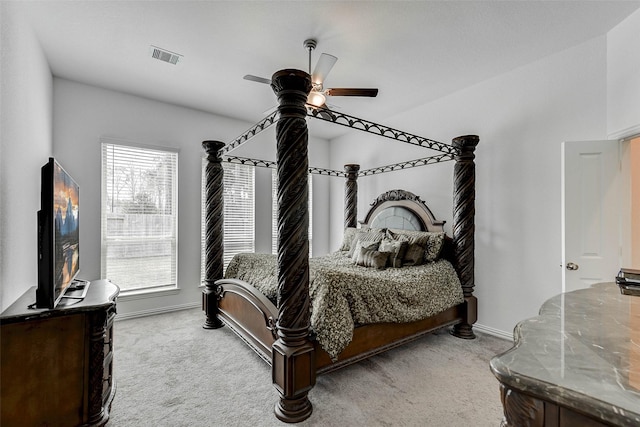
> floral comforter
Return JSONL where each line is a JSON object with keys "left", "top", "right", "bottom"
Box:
{"left": 224, "top": 251, "right": 464, "bottom": 360}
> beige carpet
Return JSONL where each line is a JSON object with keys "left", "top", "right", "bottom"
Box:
{"left": 108, "top": 308, "right": 512, "bottom": 427}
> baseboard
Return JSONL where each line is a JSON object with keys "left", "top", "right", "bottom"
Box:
{"left": 115, "top": 302, "right": 201, "bottom": 321}
{"left": 474, "top": 323, "right": 513, "bottom": 341}
{"left": 114, "top": 306, "right": 514, "bottom": 342}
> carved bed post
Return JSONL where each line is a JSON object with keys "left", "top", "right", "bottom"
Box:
{"left": 451, "top": 135, "right": 479, "bottom": 339}
{"left": 344, "top": 164, "right": 360, "bottom": 229}
{"left": 202, "top": 140, "right": 226, "bottom": 329}
{"left": 270, "top": 69, "right": 315, "bottom": 423}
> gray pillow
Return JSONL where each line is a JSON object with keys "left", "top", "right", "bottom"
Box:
{"left": 402, "top": 243, "right": 425, "bottom": 266}
{"left": 379, "top": 238, "right": 408, "bottom": 268}
{"left": 355, "top": 246, "right": 390, "bottom": 269}
{"left": 350, "top": 240, "right": 380, "bottom": 263}
{"left": 347, "top": 228, "right": 386, "bottom": 258}
{"left": 386, "top": 229, "right": 445, "bottom": 262}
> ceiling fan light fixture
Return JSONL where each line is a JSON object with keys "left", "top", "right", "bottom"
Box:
{"left": 307, "top": 91, "right": 326, "bottom": 107}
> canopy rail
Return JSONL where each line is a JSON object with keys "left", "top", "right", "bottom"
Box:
{"left": 220, "top": 106, "right": 459, "bottom": 158}
{"left": 306, "top": 107, "right": 458, "bottom": 155}
{"left": 359, "top": 154, "right": 454, "bottom": 176}
{"left": 224, "top": 156, "right": 276, "bottom": 168}
{"left": 224, "top": 155, "right": 346, "bottom": 177}
{"left": 221, "top": 110, "right": 278, "bottom": 155}
{"left": 222, "top": 153, "right": 454, "bottom": 178}
{"left": 309, "top": 166, "right": 346, "bottom": 177}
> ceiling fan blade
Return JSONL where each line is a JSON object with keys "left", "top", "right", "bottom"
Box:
{"left": 311, "top": 53, "right": 337, "bottom": 84}
{"left": 243, "top": 74, "right": 272, "bottom": 85}
{"left": 326, "top": 88, "right": 379, "bottom": 97}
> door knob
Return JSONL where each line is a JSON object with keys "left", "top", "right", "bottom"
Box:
{"left": 566, "top": 262, "right": 579, "bottom": 271}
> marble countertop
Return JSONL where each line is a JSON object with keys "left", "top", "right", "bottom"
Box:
{"left": 490, "top": 282, "right": 640, "bottom": 426}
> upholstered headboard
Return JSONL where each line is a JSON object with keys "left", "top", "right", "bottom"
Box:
{"left": 360, "top": 189, "right": 454, "bottom": 263}
{"left": 361, "top": 189, "right": 445, "bottom": 232}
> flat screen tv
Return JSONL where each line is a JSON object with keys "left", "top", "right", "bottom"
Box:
{"left": 37, "top": 158, "right": 80, "bottom": 309}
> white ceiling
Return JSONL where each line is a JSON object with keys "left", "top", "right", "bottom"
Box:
{"left": 14, "top": 0, "right": 640, "bottom": 140}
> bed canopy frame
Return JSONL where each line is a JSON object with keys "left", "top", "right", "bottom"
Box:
{"left": 201, "top": 69, "right": 478, "bottom": 423}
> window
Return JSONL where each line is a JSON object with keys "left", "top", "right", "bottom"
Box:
{"left": 222, "top": 163, "right": 255, "bottom": 268}
{"left": 101, "top": 141, "right": 178, "bottom": 292}
{"left": 272, "top": 170, "right": 312, "bottom": 256}
{"left": 201, "top": 161, "right": 255, "bottom": 279}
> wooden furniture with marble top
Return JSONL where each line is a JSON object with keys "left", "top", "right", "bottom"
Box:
{"left": 491, "top": 282, "right": 640, "bottom": 427}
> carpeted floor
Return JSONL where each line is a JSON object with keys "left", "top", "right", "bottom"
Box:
{"left": 108, "top": 308, "right": 512, "bottom": 427}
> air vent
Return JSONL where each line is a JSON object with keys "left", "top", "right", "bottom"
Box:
{"left": 150, "top": 45, "right": 182, "bottom": 65}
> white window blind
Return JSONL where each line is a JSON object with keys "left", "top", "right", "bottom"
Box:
{"left": 201, "top": 161, "right": 255, "bottom": 280}
{"left": 272, "top": 170, "right": 312, "bottom": 256}
{"left": 101, "top": 141, "right": 178, "bottom": 292}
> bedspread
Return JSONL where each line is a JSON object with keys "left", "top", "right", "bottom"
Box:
{"left": 224, "top": 251, "right": 464, "bottom": 360}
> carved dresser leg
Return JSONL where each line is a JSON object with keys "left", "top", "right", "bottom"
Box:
{"left": 500, "top": 384, "right": 545, "bottom": 427}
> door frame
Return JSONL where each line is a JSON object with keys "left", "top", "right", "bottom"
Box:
{"left": 561, "top": 138, "right": 632, "bottom": 293}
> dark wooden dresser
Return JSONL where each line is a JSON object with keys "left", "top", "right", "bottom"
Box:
{"left": 1, "top": 279, "right": 119, "bottom": 427}
{"left": 491, "top": 283, "right": 640, "bottom": 427}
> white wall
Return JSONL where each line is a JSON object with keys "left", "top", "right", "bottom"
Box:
{"left": 52, "top": 78, "right": 330, "bottom": 317}
{"left": 329, "top": 37, "right": 609, "bottom": 337}
{"left": 607, "top": 8, "right": 640, "bottom": 138}
{"left": 0, "top": 3, "right": 53, "bottom": 311}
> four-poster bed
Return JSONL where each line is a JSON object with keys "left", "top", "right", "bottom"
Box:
{"left": 201, "top": 69, "right": 479, "bottom": 423}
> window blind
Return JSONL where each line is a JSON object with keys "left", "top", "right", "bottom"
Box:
{"left": 222, "top": 162, "right": 255, "bottom": 269}
{"left": 101, "top": 141, "right": 178, "bottom": 292}
{"left": 201, "top": 161, "right": 255, "bottom": 281}
{"left": 272, "top": 170, "right": 312, "bottom": 256}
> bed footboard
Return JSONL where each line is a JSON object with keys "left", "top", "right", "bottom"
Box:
{"left": 216, "top": 277, "right": 473, "bottom": 374}
{"left": 316, "top": 303, "right": 465, "bottom": 374}
{"left": 215, "top": 278, "right": 279, "bottom": 364}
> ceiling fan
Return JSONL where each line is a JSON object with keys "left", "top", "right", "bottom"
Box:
{"left": 244, "top": 39, "right": 378, "bottom": 108}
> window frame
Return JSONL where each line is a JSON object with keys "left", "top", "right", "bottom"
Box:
{"left": 100, "top": 138, "right": 179, "bottom": 295}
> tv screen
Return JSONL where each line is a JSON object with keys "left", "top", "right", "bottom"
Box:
{"left": 37, "top": 158, "right": 80, "bottom": 308}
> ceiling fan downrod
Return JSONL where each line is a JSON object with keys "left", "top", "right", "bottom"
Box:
{"left": 303, "top": 38, "right": 317, "bottom": 75}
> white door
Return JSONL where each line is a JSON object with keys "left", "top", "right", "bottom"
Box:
{"left": 562, "top": 140, "right": 621, "bottom": 292}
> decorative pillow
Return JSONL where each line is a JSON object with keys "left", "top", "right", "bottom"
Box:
{"left": 355, "top": 246, "right": 390, "bottom": 269}
{"left": 386, "top": 229, "right": 427, "bottom": 264}
{"left": 339, "top": 227, "right": 358, "bottom": 251}
{"left": 402, "top": 243, "right": 425, "bottom": 266}
{"left": 350, "top": 240, "right": 380, "bottom": 263}
{"left": 379, "top": 238, "right": 408, "bottom": 268}
{"left": 347, "top": 228, "right": 386, "bottom": 258}
{"left": 424, "top": 232, "right": 445, "bottom": 262}
{"left": 386, "top": 229, "right": 445, "bottom": 262}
